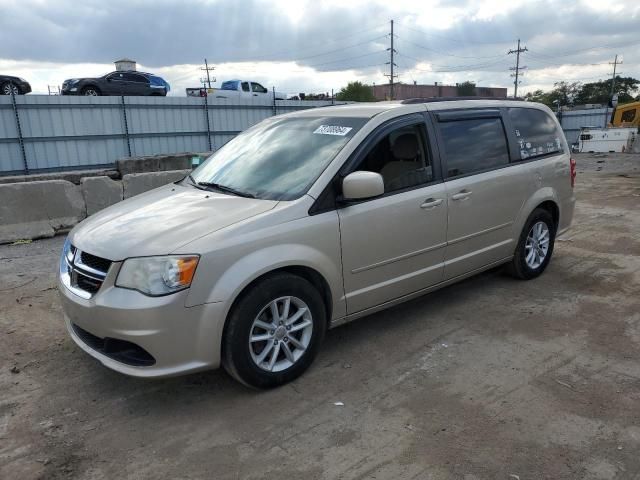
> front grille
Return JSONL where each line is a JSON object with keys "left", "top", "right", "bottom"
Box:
{"left": 80, "top": 251, "right": 112, "bottom": 273}
{"left": 60, "top": 244, "right": 112, "bottom": 298}
{"left": 72, "top": 324, "right": 156, "bottom": 367}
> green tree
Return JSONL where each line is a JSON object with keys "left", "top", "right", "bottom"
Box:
{"left": 336, "top": 81, "right": 376, "bottom": 102}
{"left": 524, "top": 81, "right": 581, "bottom": 108}
{"left": 575, "top": 76, "right": 640, "bottom": 105}
{"left": 456, "top": 81, "right": 476, "bottom": 96}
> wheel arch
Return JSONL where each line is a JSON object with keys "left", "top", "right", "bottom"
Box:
{"left": 514, "top": 187, "right": 560, "bottom": 239}
{"left": 81, "top": 84, "right": 101, "bottom": 94}
{"left": 536, "top": 199, "right": 559, "bottom": 231}
{"left": 225, "top": 265, "right": 333, "bottom": 329}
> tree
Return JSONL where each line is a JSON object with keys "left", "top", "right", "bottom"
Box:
{"left": 336, "top": 81, "right": 376, "bottom": 102}
{"left": 456, "top": 81, "right": 476, "bottom": 96}
{"left": 524, "top": 81, "right": 581, "bottom": 108}
{"left": 574, "top": 76, "right": 640, "bottom": 105}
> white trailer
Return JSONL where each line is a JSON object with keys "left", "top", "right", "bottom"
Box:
{"left": 578, "top": 127, "right": 637, "bottom": 153}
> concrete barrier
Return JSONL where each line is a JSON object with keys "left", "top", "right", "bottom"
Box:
{"left": 0, "top": 170, "right": 195, "bottom": 244}
{"left": 81, "top": 176, "right": 123, "bottom": 215}
{"left": 116, "top": 153, "right": 209, "bottom": 175}
{"left": 0, "top": 180, "right": 86, "bottom": 244}
{"left": 122, "top": 170, "right": 190, "bottom": 199}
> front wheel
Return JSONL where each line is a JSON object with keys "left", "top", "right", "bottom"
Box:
{"left": 222, "top": 273, "right": 326, "bottom": 388}
{"left": 81, "top": 86, "right": 100, "bottom": 96}
{"left": 508, "top": 208, "right": 556, "bottom": 280}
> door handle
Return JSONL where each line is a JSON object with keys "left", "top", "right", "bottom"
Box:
{"left": 420, "top": 198, "right": 443, "bottom": 209}
{"left": 451, "top": 190, "right": 472, "bottom": 201}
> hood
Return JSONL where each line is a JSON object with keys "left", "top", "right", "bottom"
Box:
{"left": 69, "top": 184, "right": 278, "bottom": 260}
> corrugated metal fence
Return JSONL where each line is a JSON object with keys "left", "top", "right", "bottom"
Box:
{"left": 557, "top": 107, "right": 610, "bottom": 145}
{"left": 0, "top": 96, "right": 614, "bottom": 175}
{"left": 0, "top": 95, "right": 342, "bottom": 175}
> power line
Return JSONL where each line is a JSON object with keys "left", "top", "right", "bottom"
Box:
{"left": 398, "top": 37, "right": 507, "bottom": 60}
{"left": 222, "top": 23, "right": 389, "bottom": 63}
{"left": 508, "top": 39, "right": 528, "bottom": 97}
{"left": 400, "top": 24, "right": 513, "bottom": 47}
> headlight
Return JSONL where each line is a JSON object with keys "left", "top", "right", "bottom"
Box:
{"left": 115, "top": 255, "right": 199, "bottom": 296}
{"left": 18, "top": 77, "right": 27, "bottom": 83}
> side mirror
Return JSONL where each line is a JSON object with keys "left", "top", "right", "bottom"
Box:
{"left": 342, "top": 171, "right": 384, "bottom": 201}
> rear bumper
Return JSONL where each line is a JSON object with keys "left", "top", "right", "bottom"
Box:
{"left": 58, "top": 272, "right": 227, "bottom": 378}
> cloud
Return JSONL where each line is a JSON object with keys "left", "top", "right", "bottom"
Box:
{"left": 1, "top": 0, "right": 638, "bottom": 96}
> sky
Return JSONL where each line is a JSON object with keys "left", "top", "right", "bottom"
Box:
{"left": 1, "top": 0, "right": 639, "bottom": 97}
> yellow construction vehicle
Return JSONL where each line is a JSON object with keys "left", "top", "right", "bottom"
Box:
{"left": 611, "top": 101, "right": 640, "bottom": 127}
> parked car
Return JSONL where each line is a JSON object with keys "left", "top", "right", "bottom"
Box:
{"left": 207, "top": 79, "right": 285, "bottom": 100}
{"left": 61, "top": 71, "right": 170, "bottom": 96}
{"left": 58, "top": 99, "right": 575, "bottom": 388}
{"left": 0, "top": 75, "right": 31, "bottom": 95}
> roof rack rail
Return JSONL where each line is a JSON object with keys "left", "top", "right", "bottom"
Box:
{"left": 400, "top": 96, "right": 522, "bottom": 104}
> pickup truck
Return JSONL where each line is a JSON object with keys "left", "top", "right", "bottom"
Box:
{"left": 189, "top": 80, "right": 285, "bottom": 100}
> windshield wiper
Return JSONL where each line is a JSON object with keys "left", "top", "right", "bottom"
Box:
{"left": 197, "top": 181, "right": 255, "bottom": 198}
{"left": 185, "top": 173, "right": 209, "bottom": 191}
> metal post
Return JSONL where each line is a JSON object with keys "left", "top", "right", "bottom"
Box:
{"left": 272, "top": 87, "right": 277, "bottom": 116}
{"left": 332, "top": 89, "right": 334, "bottom": 105}
{"left": 203, "top": 93, "right": 213, "bottom": 151}
{"left": 10, "top": 82, "right": 29, "bottom": 174}
{"left": 120, "top": 95, "right": 132, "bottom": 157}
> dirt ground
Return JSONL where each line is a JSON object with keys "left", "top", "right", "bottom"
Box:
{"left": 1, "top": 152, "right": 639, "bottom": 480}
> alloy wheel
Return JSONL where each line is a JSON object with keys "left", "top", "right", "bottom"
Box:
{"left": 525, "top": 221, "right": 550, "bottom": 269}
{"left": 249, "top": 296, "right": 313, "bottom": 372}
{"left": 2, "top": 84, "right": 19, "bottom": 95}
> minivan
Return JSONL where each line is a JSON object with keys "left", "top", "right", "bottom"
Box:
{"left": 58, "top": 99, "right": 576, "bottom": 388}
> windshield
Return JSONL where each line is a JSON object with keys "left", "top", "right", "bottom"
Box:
{"left": 190, "top": 116, "right": 367, "bottom": 201}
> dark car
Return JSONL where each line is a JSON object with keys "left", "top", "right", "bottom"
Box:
{"left": 61, "top": 71, "right": 170, "bottom": 96}
{"left": 1, "top": 75, "right": 32, "bottom": 95}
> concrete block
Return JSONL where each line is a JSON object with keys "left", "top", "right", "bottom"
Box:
{"left": 0, "top": 180, "right": 86, "bottom": 244}
{"left": 0, "top": 169, "right": 119, "bottom": 185}
{"left": 81, "top": 176, "right": 123, "bottom": 215}
{"left": 122, "top": 170, "right": 190, "bottom": 199}
{"left": 117, "top": 153, "right": 193, "bottom": 175}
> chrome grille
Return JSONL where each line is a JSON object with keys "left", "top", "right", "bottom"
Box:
{"left": 60, "top": 242, "right": 112, "bottom": 299}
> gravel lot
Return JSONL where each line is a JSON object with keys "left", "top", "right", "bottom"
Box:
{"left": 1, "top": 153, "right": 639, "bottom": 480}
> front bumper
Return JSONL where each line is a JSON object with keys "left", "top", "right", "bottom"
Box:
{"left": 58, "top": 266, "right": 226, "bottom": 378}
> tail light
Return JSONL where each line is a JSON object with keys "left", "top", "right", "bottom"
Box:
{"left": 570, "top": 157, "right": 577, "bottom": 188}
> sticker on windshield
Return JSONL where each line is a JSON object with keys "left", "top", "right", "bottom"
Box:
{"left": 313, "top": 125, "right": 353, "bottom": 136}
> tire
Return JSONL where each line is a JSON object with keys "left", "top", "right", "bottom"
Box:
{"left": 1, "top": 82, "right": 19, "bottom": 95}
{"left": 508, "top": 208, "right": 556, "bottom": 280}
{"left": 222, "top": 273, "right": 326, "bottom": 389}
{"left": 81, "top": 86, "right": 100, "bottom": 96}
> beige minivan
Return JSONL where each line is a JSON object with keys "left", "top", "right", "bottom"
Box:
{"left": 58, "top": 99, "right": 576, "bottom": 388}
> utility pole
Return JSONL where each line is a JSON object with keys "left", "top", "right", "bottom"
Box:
{"left": 609, "top": 54, "right": 622, "bottom": 100}
{"left": 384, "top": 19, "right": 397, "bottom": 100}
{"left": 604, "top": 54, "right": 622, "bottom": 127}
{"left": 508, "top": 39, "right": 528, "bottom": 98}
{"left": 200, "top": 58, "right": 216, "bottom": 89}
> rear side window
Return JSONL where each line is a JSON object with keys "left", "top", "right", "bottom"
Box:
{"left": 508, "top": 107, "right": 563, "bottom": 160}
{"left": 438, "top": 117, "right": 510, "bottom": 177}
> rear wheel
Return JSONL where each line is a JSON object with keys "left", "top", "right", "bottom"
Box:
{"left": 508, "top": 208, "right": 556, "bottom": 280}
{"left": 81, "top": 86, "right": 100, "bottom": 96}
{"left": 222, "top": 273, "right": 326, "bottom": 388}
{"left": 1, "top": 82, "right": 19, "bottom": 95}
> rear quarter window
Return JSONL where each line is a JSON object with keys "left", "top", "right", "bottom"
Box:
{"left": 508, "top": 107, "right": 563, "bottom": 160}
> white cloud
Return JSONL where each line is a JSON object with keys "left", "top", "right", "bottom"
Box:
{"left": 1, "top": 0, "right": 638, "bottom": 97}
